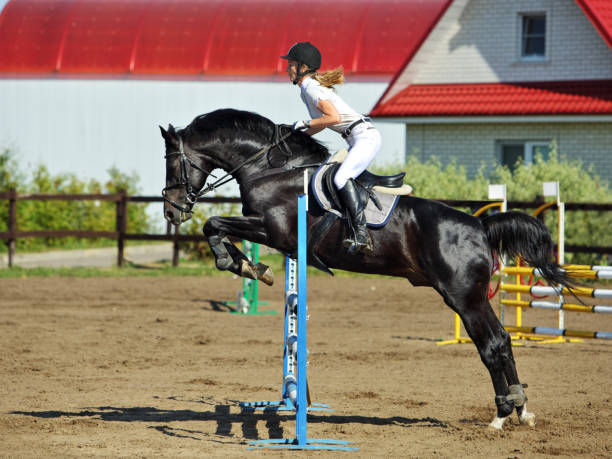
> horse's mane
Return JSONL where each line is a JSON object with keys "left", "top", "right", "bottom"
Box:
{"left": 187, "top": 108, "right": 329, "bottom": 160}
{"left": 190, "top": 109, "right": 273, "bottom": 137}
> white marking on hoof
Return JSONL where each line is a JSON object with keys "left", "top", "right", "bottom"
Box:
{"left": 488, "top": 415, "right": 507, "bottom": 430}
{"left": 518, "top": 403, "right": 537, "bottom": 427}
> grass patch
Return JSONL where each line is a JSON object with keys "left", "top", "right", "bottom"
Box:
{"left": 0, "top": 252, "right": 377, "bottom": 279}
{"left": 0, "top": 262, "right": 221, "bottom": 278}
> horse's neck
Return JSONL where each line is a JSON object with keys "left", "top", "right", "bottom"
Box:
{"left": 228, "top": 137, "right": 325, "bottom": 184}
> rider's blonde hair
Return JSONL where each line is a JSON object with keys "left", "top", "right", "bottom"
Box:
{"left": 313, "top": 66, "right": 345, "bottom": 89}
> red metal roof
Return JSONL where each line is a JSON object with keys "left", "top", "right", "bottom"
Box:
{"left": 370, "top": 81, "right": 612, "bottom": 117}
{"left": 0, "top": 0, "right": 450, "bottom": 79}
{"left": 370, "top": 0, "right": 612, "bottom": 117}
{"left": 575, "top": 0, "right": 612, "bottom": 50}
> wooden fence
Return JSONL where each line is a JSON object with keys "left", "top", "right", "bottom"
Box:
{"left": 0, "top": 189, "right": 240, "bottom": 268}
{"left": 0, "top": 189, "right": 610, "bottom": 268}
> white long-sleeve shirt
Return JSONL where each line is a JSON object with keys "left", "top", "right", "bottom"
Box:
{"left": 299, "top": 77, "right": 364, "bottom": 134}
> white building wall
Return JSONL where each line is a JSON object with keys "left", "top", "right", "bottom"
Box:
{"left": 0, "top": 79, "right": 404, "bottom": 202}
{"left": 406, "top": 122, "right": 612, "bottom": 182}
{"left": 413, "top": 0, "right": 612, "bottom": 84}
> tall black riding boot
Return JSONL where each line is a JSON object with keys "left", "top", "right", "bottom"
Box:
{"left": 338, "top": 179, "right": 371, "bottom": 253}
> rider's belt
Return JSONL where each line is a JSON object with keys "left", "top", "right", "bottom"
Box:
{"left": 342, "top": 117, "right": 373, "bottom": 139}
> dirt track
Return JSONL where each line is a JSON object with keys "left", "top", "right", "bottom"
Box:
{"left": 1, "top": 275, "right": 611, "bottom": 458}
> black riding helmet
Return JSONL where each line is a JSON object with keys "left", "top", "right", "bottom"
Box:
{"left": 281, "top": 42, "right": 321, "bottom": 84}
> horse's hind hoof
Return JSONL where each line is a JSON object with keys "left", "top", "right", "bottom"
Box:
{"left": 518, "top": 404, "right": 537, "bottom": 427}
{"left": 488, "top": 416, "right": 507, "bottom": 430}
{"left": 255, "top": 263, "right": 274, "bottom": 286}
{"left": 521, "top": 412, "right": 536, "bottom": 428}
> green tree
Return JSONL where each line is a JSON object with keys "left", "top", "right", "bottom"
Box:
{"left": 1, "top": 152, "right": 152, "bottom": 252}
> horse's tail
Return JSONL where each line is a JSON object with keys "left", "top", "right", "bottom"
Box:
{"left": 481, "top": 211, "right": 571, "bottom": 288}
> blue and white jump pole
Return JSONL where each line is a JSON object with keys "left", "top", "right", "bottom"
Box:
{"left": 248, "top": 171, "right": 357, "bottom": 452}
{"left": 238, "top": 255, "right": 332, "bottom": 412}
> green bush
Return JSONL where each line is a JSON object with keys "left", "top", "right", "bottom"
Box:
{"left": 490, "top": 151, "right": 612, "bottom": 265}
{"left": 373, "top": 150, "right": 612, "bottom": 265}
{"left": 403, "top": 156, "right": 490, "bottom": 200}
{"left": 0, "top": 148, "right": 152, "bottom": 252}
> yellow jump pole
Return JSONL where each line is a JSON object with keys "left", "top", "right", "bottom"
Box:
{"left": 501, "top": 299, "right": 612, "bottom": 314}
{"left": 437, "top": 314, "right": 472, "bottom": 346}
{"left": 503, "top": 266, "right": 612, "bottom": 280}
{"left": 500, "top": 283, "right": 612, "bottom": 299}
{"left": 541, "top": 182, "right": 566, "bottom": 334}
{"left": 515, "top": 261, "right": 522, "bottom": 331}
{"left": 563, "top": 264, "right": 612, "bottom": 272}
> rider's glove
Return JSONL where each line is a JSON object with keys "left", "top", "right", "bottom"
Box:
{"left": 292, "top": 120, "right": 310, "bottom": 131}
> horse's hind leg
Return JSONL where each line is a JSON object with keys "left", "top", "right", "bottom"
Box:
{"left": 501, "top": 341, "right": 536, "bottom": 428}
{"left": 451, "top": 296, "right": 535, "bottom": 429}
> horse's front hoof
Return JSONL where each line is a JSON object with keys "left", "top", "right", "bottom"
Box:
{"left": 215, "top": 255, "right": 233, "bottom": 271}
{"left": 255, "top": 263, "right": 274, "bottom": 286}
{"left": 240, "top": 259, "right": 257, "bottom": 280}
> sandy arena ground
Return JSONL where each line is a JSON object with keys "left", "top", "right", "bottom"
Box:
{"left": 1, "top": 274, "right": 611, "bottom": 458}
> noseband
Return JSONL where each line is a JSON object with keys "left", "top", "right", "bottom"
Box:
{"left": 162, "top": 136, "right": 217, "bottom": 214}
{"left": 162, "top": 125, "right": 294, "bottom": 214}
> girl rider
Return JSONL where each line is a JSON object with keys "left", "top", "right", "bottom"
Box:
{"left": 281, "top": 41, "right": 381, "bottom": 253}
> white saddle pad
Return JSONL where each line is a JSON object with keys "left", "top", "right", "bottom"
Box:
{"left": 310, "top": 159, "right": 400, "bottom": 228}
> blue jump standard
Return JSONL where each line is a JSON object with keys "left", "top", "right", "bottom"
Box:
{"left": 248, "top": 194, "right": 357, "bottom": 452}
{"left": 239, "top": 400, "right": 332, "bottom": 412}
{"left": 248, "top": 438, "right": 357, "bottom": 451}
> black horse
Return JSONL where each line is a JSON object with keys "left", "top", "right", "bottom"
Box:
{"left": 161, "top": 108, "right": 571, "bottom": 430}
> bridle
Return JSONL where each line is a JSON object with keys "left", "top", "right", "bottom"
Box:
{"left": 162, "top": 125, "right": 294, "bottom": 214}
{"left": 162, "top": 136, "right": 218, "bottom": 214}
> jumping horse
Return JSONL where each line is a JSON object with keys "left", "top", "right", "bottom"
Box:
{"left": 161, "top": 108, "right": 571, "bottom": 430}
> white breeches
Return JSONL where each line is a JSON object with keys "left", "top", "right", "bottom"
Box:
{"left": 333, "top": 124, "right": 381, "bottom": 189}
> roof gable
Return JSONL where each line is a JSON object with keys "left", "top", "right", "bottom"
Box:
{"left": 372, "top": 0, "right": 612, "bottom": 117}
{"left": 575, "top": 0, "right": 612, "bottom": 50}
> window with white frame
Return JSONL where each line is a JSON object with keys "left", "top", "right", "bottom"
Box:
{"left": 498, "top": 140, "right": 553, "bottom": 171}
{"left": 520, "top": 14, "right": 546, "bottom": 60}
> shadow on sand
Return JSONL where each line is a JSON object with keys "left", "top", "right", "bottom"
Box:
{"left": 12, "top": 395, "right": 447, "bottom": 442}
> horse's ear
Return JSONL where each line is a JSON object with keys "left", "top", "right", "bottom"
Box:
{"left": 159, "top": 124, "right": 178, "bottom": 145}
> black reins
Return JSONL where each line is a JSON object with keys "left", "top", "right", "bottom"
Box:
{"left": 162, "top": 125, "right": 294, "bottom": 213}
{"left": 199, "top": 125, "right": 293, "bottom": 195}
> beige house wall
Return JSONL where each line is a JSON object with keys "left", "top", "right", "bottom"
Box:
{"left": 413, "top": 0, "right": 612, "bottom": 84}
{"left": 405, "top": 122, "right": 612, "bottom": 183}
